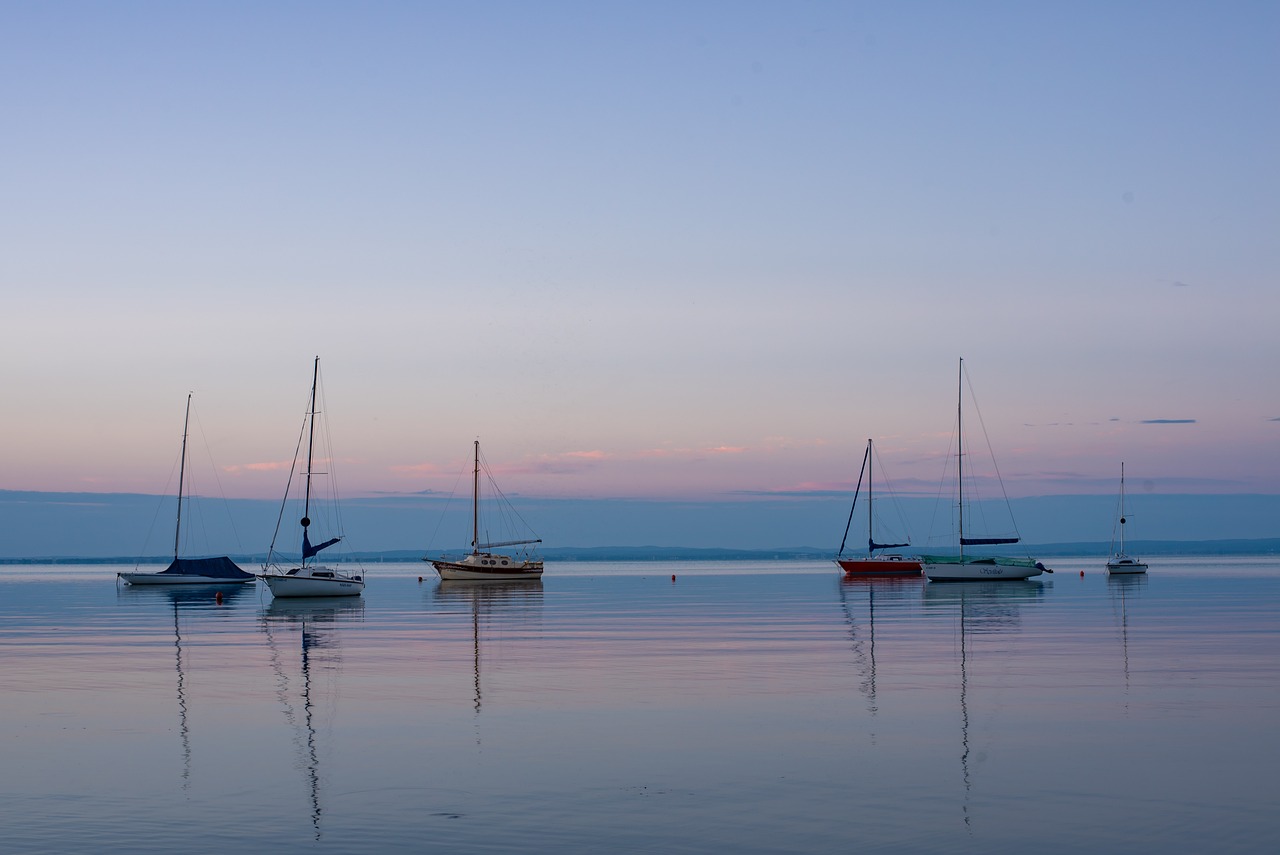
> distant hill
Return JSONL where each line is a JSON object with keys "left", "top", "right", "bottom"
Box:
{"left": 5, "top": 538, "right": 1278, "bottom": 564}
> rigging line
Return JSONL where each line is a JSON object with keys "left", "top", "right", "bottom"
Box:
{"left": 962, "top": 364, "right": 1023, "bottom": 543}
{"left": 837, "top": 441, "right": 869, "bottom": 557}
{"left": 137, "top": 443, "right": 184, "bottom": 568}
{"left": 313, "top": 367, "right": 348, "bottom": 547}
{"left": 266, "top": 397, "right": 311, "bottom": 565}
{"left": 477, "top": 448, "right": 539, "bottom": 539}
{"left": 423, "top": 460, "right": 469, "bottom": 554}
{"left": 924, "top": 415, "right": 959, "bottom": 547}
{"left": 873, "top": 449, "right": 915, "bottom": 545}
{"left": 192, "top": 403, "right": 245, "bottom": 552}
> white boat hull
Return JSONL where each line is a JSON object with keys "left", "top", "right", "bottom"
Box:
{"left": 431, "top": 553, "right": 543, "bottom": 581}
{"left": 923, "top": 559, "right": 1045, "bottom": 581}
{"left": 1106, "top": 557, "right": 1148, "bottom": 574}
{"left": 260, "top": 568, "right": 365, "bottom": 598}
{"left": 118, "top": 572, "right": 254, "bottom": 586}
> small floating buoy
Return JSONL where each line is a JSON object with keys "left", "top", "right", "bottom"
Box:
{"left": 215, "top": 591, "right": 223, "bottom": 604}
{"left": 671, "top": 574, "right": 676, "bottom": 582}
{"left": 418, "top": 576, "right": 423, "bottom": 583}
{"left": 1080, "top": 570, "right": 1085, "bottom": 577}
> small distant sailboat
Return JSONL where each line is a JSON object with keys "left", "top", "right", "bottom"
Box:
{"left": 1106, "top": 462, "right": 1147, "bottom": 574}
{"left": 118, "top": 393, "right": 254, "bottom": 586}
{"left": 834, "top": 439, "right": 921, "bottom": 577}
{"left": 259, "top": 358, "right": 365, "bottom": 598}
{"left": 921, "top": 359, "right": 1049, "bottom": 582}
{"left": 428, "top": 440, "right": 544, "bottom": 581}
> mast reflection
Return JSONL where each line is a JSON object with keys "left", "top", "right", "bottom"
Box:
{"left": 923, "top": 580, "right": 1046, "bottom": 829}
{"left": 118, "top": 584, "right": 251, "bottom": 791}
{"left": 1107, "top": 573, "right": 1147, "bottom": 699}
{"left": 432, "top": 580, "right": 543, "bottom": 725}
{"left": 837, "top": 576, "right": 922, "bottom": 716}
{"left": 260, "top": 598, "right": 364, "bottom": 839}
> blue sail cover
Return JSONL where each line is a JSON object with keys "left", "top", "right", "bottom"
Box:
{"left": 869, "top": 539, "right": 909, "bottom": 552}
{"left": 960, "top": 536, "right": 1020, "bottom": 546}
{"left": 302, "top": 532, "right": 342, "bottom": 559}
{"left": 157, "top": 556, "right": 253, "bottom": 579}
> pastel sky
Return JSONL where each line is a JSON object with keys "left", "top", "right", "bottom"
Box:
{"left": 3, "top": 2, "right": 1277, "bottom": 504}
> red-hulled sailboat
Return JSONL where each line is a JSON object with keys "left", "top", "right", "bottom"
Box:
{"left": 834, "top": 438, "right": 922, "bottom": 577}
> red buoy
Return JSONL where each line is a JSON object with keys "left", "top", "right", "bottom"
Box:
{"left": 671, "top": 574, "right": 676, "bottom": 582}
{"left": 418, "top": 576, "right": 423, "bottom": 583}
{"left": 215, "top": 591, "right": 223, "bottom": 604}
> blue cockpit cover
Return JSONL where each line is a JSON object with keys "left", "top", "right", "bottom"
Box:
{"left": 157, "top": 556, "right": 253, "bottom": 579}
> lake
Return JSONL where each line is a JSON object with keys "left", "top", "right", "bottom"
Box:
{"left": 2, "top": 557, "right": 1278, "bottom": 853}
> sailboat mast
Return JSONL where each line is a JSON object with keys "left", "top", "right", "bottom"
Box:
{"left": 957, "top": 358, "right": 964, "bottom": 563}
{"left": 837, "top": 439, "right": 871, "bottom": 557}
{"left": 1119, "top": 462, "right": 1126, "bottom": 553}
{"left": 302, "top": 357, "right": 319, "bottom": 558}
{"left": 173, "top": 392, "right": 192, "bottom": 561}
{"left": 472, "top": 440, "right": 480, "bottom": 555}
{"left": 867, "top": 439, "right": 875, "bottom": 556}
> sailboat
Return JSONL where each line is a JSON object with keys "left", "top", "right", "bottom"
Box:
{"left": 921, "top": 360, "right": 1049, "bottom": 581}
{"left": 835, "top": 438, "right": 922, "bottom": 577}
{"left": 1106, "top": 462, "right": 1148, "bottom": 574}
{"left": 118, "top": 393, "right": 254, "bottom": 586}
{"left": 259, "top": 358, "right": 365, "bottom": 598}
{"left": 429, "top": 440, "right": 544, "bottom": 581}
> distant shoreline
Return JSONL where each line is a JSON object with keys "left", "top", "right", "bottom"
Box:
{"left": 4, "top": 538, "right": 1277, "bottom": 564}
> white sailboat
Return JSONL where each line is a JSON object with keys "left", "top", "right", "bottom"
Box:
{"left": 834, "top": 438, "right": 922, "bottom": 577}
{"left": 1106, "top": 462, "right": 1148, "bottom": 574}
{"left": 259, "top": 357, "right": 365, "bottom": 598}
{"left": 429, "top": 440, "right": 544, "bottom": 581}
{"left": 921, "top": 359, "right": 1049, "bottom": 582}
{"left": 118, "top": 393, "right": 254, "bottom": 586}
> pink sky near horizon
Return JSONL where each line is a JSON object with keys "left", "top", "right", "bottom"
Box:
{"left": 2, "top": 4, "right": 1277, "bottom": 503}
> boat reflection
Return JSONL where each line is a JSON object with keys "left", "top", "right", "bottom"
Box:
{"left": 837, "top": 577, "right": 923, "bottom": 716}
{"left": 432, "top": 580, "right": 543, "bottom": 720}
{"left": 923, "top": 580, "right": 1046, "bottom": 829}
{"left": 117, "top": 584, "right": 252, "bottom": 790}
{"left": 1107, "top": 573, "right": 1147, "bottom": 697}
{"left": 260, "top": 598, "right": 364, "bottom": 839}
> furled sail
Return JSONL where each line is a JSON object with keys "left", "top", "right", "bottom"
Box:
{"left": 303, "top": 532, "right": 342, "bottom": 559}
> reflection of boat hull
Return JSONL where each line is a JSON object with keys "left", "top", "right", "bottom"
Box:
{"left": 923, "top": 557, "right": 1044, "bottom": 581}
{"left": 432, "top": 554, "right": 543, "bottom": 581}
{"left": 1106, "top": 557, "right": 1147, "bottom": 574}
{"left": 261, "top": 567, "right": 365, "bottom": 597}
{"left": 836, "top": 556, "right": 922, "bottom": 577}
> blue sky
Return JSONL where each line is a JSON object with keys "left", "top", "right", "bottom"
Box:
{"left": 2, "top": 2, "right": 1277, "bottom": 510}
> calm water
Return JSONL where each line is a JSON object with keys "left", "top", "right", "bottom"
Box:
{"left": 2, "top": 558, "right": 1278, "bottom": 854}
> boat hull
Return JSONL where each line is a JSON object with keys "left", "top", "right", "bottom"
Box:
{"left": 260, "top": 570, "right": 365, "bottom": 598}
{"left": 432, "top": 554, "right": 543, "bottom": 581}
{"left": 1106, "top": 558, "right": 1148, "bottom": 574}
{"left": 835, "top": 556, "right": 922, "bottom": 577}
{"left": 118, "top": 572, "right": 254, "bottom": 585}
{"left": 923, "top": 558, "right": 1044, "bottom": 581}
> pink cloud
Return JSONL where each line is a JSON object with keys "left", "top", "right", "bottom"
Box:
{"left": 389, "top": 462, "right": 444, "bottom": 475}
{"left": 223, "top": 461, "right": 292, "bottom": 473}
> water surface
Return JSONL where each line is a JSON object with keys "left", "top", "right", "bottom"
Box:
{"left": 2, "top": 558, "right": 1277, "bottom": 853}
